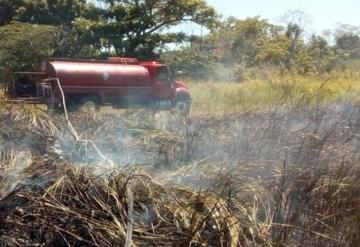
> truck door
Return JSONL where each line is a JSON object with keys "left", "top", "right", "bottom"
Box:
{"left": 152, "top": 66, "right": 175, "bottom": 99}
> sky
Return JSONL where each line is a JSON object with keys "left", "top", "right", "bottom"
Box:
{"left": 207, "top": 0, "right": 360, "bottom": 33}
{"left": 180, "top": 0, "right": 360, "bottom": 36}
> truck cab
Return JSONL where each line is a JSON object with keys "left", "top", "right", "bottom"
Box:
{"left": 142, "top": 61, "right": 191, "bottom": 114}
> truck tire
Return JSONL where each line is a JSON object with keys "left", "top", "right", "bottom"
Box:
{"left": 79, "top": 97, "right": 100, "bottom": 112}
{"left": 174, "top": 97, "right": 191, "bottom": 116}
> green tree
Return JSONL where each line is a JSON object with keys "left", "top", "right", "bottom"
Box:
{"left": 0, "top": 0, "right": 105, "bottom": 58}
{"left": 304, "top": 35, "right": 337, "bottom": 74}
{"left": 0, "top": 21, "right": 56, "bottom": 71}
{"left": 0, "top": 0, "right": 89, "bottom": 26}
{"left": 161, "top": 16, "right": 291, "bottom": 81}
{"left": 206, "top": 17, "right": 287, "bottom": 67}
{"left": 0, "top": 0, "right": 23, "bottom": 25}
{"left": 101, "top": 0, "right": 217, "bottom": 58}
{"left": 334, "top": 26, "right": 360, "bottom": 60}
{"left": 161, "top": 44, "right": 220, "bottom": 80}
{"left": 0, "top": 0, "right": 217, "bottom": 59}
{"left": 279, "top": 10, "right": 312, "bottom": 72}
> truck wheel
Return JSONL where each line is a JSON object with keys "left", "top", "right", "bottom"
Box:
{"left": 80, "top": 97, "right": 100, "bottom": 112}
{"left": 174, "top": 99, "right": 191, "bottom": 116}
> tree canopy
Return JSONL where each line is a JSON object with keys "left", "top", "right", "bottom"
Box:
{"left": 0, "top": 21, "right": 56, "bottom": 73}
{"left": 0, "top": 0, "right": 217, "bottom": 61}
{"left": 163, "top": 14, "right": 360, "bottom": 80}
{"left": 0, "top": 1, "right": 360, "bottom": 80}
{"left": 102, "top": 0, "right": 217, "bottom": 57}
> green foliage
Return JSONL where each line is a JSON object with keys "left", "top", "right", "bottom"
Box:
{"left": 0, "top": 0, "right": 107, "bottom": 58}
{"left": 101, "top": 0, "right": 217, "bottom": 58}
{"left": 163, "top": 17, "right": 290, "bottom": 81}
{"left": 334, "top": 26, "right": 360, "bottom": 60}
{"left": 0, "top": 21, "right": 56, "bottom": 71}
{"left": 0, "top": 0, "right": 22, "bottom": 26}
{"left": 162, "top": 15, "right": 360, "bottom": 81}
{"left": 161, "top": 45, "right": 220, "bottom": 80}
{"left": 0, "top": 0, "right": 218, "bottom": 63}
{"left": 1, "top": 1, "right": 360, "bottom": 81}
{"left": 0, "top": 0, "right": 88, "bottom": 26}
{"left": 216, "top": 17, "right": 287, "bottom": 67}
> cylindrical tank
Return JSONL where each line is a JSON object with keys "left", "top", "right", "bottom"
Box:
{"left": 40, "top": 59, "right": 150, "bottom": 87}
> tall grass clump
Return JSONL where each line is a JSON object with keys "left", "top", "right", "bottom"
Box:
{"left": 189, "top": 67, "right": 360, "bottom": 115}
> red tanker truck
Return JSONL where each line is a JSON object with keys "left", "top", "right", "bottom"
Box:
{"left": 4, "top": 57, "right": 191, "bottom": 114}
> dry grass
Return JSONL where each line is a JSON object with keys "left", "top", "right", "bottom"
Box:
{"left": 189, "top": 70, "right": 360, "bottom": 115}
{"left": 0, "top": 157, "right": 266, "bottom": 247}
{"left": 1, "top": 72, "right": 360, "bottom": 246}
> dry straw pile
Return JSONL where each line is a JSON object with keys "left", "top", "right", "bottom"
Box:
{"left": 0, "top": 157, "right": 259, "bottom": 246}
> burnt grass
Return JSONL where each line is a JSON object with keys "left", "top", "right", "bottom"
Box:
{"left": 0, "top": 102, "right": 360, "bottom": 246}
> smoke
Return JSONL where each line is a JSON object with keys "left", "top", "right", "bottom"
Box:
{"left": 2, "top": 97, "right": 360, "bottom": 246}
{"left": 2, "top": 102, "right": 360, "bottom": 198}
{"left": 150, "top": 102, "right": 360, "bottom": 191}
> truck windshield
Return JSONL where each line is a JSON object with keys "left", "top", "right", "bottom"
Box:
{"left": 157, "top": 67, "right": 174, "bottom": 82}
